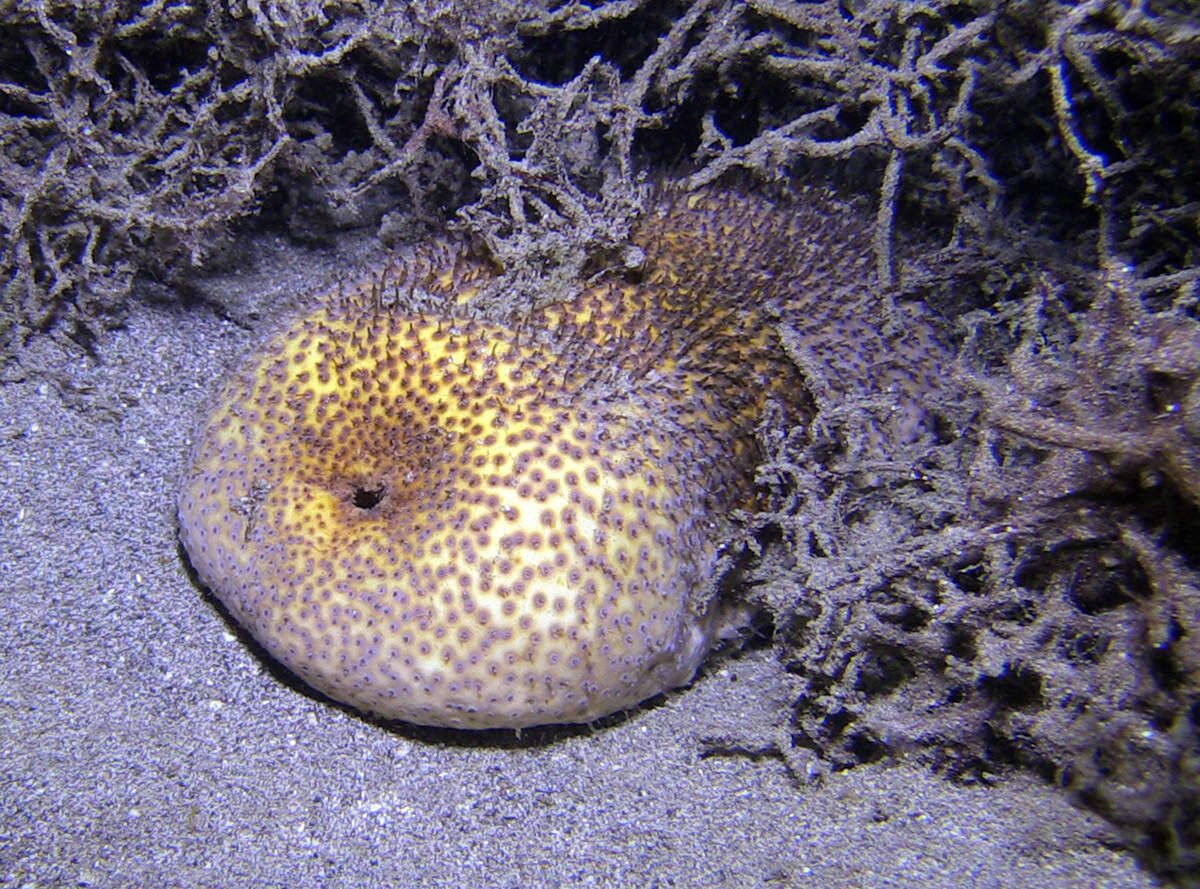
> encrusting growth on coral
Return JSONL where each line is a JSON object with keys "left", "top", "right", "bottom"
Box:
{"left": 177, "top": 187, "right": 948, "bottom": 729}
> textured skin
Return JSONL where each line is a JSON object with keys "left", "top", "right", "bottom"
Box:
{"left": 177, "top": 188, "right": 945, "bottom": 729}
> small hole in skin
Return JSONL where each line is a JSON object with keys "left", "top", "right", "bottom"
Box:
{"left": 352, "top": 485, "right": 386, "bottom": 509}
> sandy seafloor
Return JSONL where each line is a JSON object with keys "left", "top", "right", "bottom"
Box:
{"left": 0, "top": 229, "right": 1166, "bottom": 889}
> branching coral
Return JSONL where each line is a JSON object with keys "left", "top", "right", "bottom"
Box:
{"left": 958, "top": 269, "right": 1200, "bottom": 873}
{"left": 747, "top": 262, "right": 1200, "bottom": 875}
{"left": 6, "top": 1, "right": 1197, "bottom": 352}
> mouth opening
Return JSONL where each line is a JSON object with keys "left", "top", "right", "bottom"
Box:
{"left": 351, "top": 484, "right": 387, "bottom": 510}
